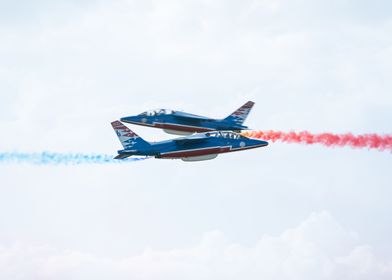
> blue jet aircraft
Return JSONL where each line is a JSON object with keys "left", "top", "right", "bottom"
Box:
{"left": 111, "top": 120, "right": 268, "bottom": 162}
{"left": 120, "top": 101, "right": 255, "bottom": 135}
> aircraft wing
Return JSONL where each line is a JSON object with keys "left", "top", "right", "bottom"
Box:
{"left": 173, "top": 134, "right": 210, "bottom": 145}
{"left": 172, "top": 111, "right": 214, "bottom": 122}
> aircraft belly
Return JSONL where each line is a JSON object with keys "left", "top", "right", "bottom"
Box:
{"left": 181, "top": 154, "right": 218, "bottom": 162}
{"left": 159, "top": 146, "right": 231, "bottom": 159}
{"left": 163, "top": 129, "right": 193, "bottom": 136}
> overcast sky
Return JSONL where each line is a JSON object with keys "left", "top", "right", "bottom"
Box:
{"left": 1, "top": 0, "right": 392, "bottom": 279}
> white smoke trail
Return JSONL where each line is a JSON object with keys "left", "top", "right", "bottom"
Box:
{"left": 0, "top": 152, "right": 148, "bottom": 165}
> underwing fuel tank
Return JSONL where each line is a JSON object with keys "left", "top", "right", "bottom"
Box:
{"left": 181, "top": 154, "right": 218, "bottom": 162}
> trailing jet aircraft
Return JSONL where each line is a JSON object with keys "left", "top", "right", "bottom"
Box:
{"left": 120, "top": 101, "right": 255, "bottom": 135}
{"left": 111, "top": 120, "right": 268, "bottom": 162}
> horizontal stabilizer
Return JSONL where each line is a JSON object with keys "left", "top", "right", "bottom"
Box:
{"left": 114, "top": 153, "right": 132, "bottom": 159}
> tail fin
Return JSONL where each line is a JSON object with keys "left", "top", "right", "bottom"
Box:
{"left": 223, "top": 101, "right": 255, "bottom": 125}
{"left": 111, "top": 121, "right": 150, "bottom": 149}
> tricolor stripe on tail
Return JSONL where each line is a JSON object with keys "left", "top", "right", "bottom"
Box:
{"left": 223, "top": 101, "right": 255, "bottom": 125}
{"left": 111, "top": 121, "right": 150, "bottom": 149}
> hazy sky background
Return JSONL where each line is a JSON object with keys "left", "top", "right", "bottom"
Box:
{"left": 1, "top": 0, "right": 391, "bottom": 279}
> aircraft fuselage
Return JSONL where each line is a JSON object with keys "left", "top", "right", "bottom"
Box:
{"left": 116, "top": 131, "right": 267, "bottom": 161}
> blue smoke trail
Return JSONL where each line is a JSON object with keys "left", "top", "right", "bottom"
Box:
{"left": 0, "top": 152, "right": 148, "bottom": 165}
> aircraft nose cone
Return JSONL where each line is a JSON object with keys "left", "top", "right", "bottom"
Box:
{"left": 254, "top": 139, "right": 268, "bottom": 147}
{"left": 260, "top": 140, "right": 268, "bottom": 146}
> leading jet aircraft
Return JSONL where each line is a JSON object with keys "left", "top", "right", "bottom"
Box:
{"left": 120, "top": 101, "right": 255, "bottom": 135}
{"left": 111, "top": 120, "right": 268, "bottom": 162}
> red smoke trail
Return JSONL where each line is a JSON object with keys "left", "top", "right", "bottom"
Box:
{"left": 242, "top": 131, "right": 392, "bottom": 152}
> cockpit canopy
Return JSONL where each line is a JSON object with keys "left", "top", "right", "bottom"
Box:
{"left": 206, "top": 131, "right": 244, "bottom": 139}
{"left": 138, "top": 109, "right": 174, "bottom": 116}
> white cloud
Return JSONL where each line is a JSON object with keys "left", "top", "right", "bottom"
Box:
{"left": 0, "top": 212, "right": 391, "bottom": 280}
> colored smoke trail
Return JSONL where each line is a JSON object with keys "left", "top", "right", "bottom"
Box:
{"left": 0, "top": 152, "right": 147, "bottom": 165}
{"left": 242, "top": 131, "right": 392, "bottom": 152}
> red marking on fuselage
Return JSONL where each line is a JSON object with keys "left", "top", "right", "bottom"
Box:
{"left": 158, "top": 143, "right": 267, "bottom": 158}
{"left": 159, "top": 147, "right": 231, "bottom": 158}
{"left": 154, "top": 123, "right": 213, "bottom": 132}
